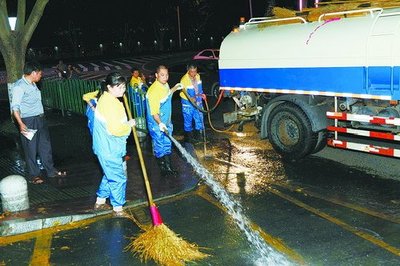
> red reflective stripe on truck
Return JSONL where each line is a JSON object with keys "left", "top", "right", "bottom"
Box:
{"left": 370, "top": 131, "right": 395, "bottom": 140}
{"left": 328, "top": 126, "right": 397, "bottom": 141}
{"left": 327, "top": 139, "right": 347, "bottom": 148}
{"left": 370, "top": 117, "right": 387, "bottom": 125}
{"left": 328, "top": 138, "right": 400, "bottom": 158}
{"left": 368, "top": 145, "right": 394, "bottom": 157}
{"left": 326, "top": 112, "right": 346, "bottom": 120}
{"left": 327, "top": 126, "right": 347, "bottom": 133}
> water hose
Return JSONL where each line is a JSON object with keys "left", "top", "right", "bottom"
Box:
{"left": 181, "top": 88, "right": 224, "bottom": 114}
{"left": 182, "top": 88, "right": 235, "bottom": 133}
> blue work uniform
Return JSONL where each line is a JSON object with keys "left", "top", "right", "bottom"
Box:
{"left": 92, "top": 91, "right": 131, "bottom": 208}
{"left": 145, "top": 80, "right": 173, "bottom": 158}
{"left": 128, "top": 76, "right": 147, "bottom": 117}
{"left": 179, "top": 73, "right": 204, "bottom": 132}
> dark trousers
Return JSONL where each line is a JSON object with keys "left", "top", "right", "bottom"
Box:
{"left": 20, "top": 115, "right": 56, "bottom": 178}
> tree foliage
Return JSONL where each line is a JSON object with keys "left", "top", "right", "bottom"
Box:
{"left": 0, "top": 0, "right": 49, "bottom": 83}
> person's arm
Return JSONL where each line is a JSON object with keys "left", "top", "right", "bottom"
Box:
{"left": 83, "top": 91, "right": 98, "bottom": 110}
{"left": 171, "top": 83, "right": 183, "bottom": 94}
{"left": 152, "top": 114, "right": 162, "bottom": 125}
{"left": 12, "top": 110, "right": 27, "bottom": 133}
{"left": 11, "top": 86, "right": 27, "bottom": 132}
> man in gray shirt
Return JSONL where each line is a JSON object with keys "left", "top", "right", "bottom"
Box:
{"left": 11, "top": 61, "right": 66, "bottom": 184}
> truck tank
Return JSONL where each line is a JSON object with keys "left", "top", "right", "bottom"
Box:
{"left": 220, "top": 8, "right": 400, "bottom": 99}
{"left": 219, "top": 8, "right": 400, "bottom": 160}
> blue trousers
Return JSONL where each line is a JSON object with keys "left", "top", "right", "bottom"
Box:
{"left": 96, "top": 155, "right": 127, "bottom": 207}
{"left": 182, "top": 103, "right": 204, "bottom": 132}
{"left": 148, "top": 124, "right": 172, "bottom": 158}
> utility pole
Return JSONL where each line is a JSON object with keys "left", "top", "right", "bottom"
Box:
{"left": 177, "top": 6, "right": 182, "bottom": 49}
{"left": 248, "top": 0, "right": 253, "bottom": 18}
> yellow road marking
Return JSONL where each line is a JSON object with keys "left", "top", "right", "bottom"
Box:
{"left": 273, "top": 182, "right": 400, "bottom": 224}
{"left": 268, "top": 187, "right": 400, "bottom": 256}
{"left": 195, "top": 185, "right": 306, "bottom": 265}
{"left": 30, "top": 233, "right": 52, "bottom": 266}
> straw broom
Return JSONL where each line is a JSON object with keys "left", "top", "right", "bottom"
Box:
{"left": 122, "top": 94, "right": 209, "bottom": 266}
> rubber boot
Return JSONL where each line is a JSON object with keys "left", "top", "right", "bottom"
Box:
{"left": 156, "top": 157, "right": 169, "bottom": 176}
{"left": 195, "top": 130, "right": 204, "bottom": 143}
{"left": 164, "top": 155, "right": 178, "bottom": 176}
{"left": 184, "top": 131, "right": 194, "bottom": 143}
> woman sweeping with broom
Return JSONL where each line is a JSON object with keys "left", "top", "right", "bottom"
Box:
{"left": 123, "top": 66, "right": 209, "bottom": 265}
{"left": 92, "top": 72, "right": 135, "bottom": 217}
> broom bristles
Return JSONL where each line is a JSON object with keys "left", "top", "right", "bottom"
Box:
{"left": 126, "top": 223, "right": 209, "bottom": 266}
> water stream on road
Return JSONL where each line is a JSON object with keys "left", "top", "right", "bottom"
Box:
{"left": 169, "top": 136, "right": 292, "bottom": 265}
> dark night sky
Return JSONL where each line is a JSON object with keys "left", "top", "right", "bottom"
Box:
{"left": 24, "top": 0, "right": 298, "bottom": 49}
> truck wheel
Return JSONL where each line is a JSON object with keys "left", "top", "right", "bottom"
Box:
{"left": 267, "top": 103, "right": 317, "bottom": 160}
{"left": 211, "top": 82, "right": 220, "bottom": 98}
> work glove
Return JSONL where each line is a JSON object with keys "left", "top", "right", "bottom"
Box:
{"left": 127, "top": 119, "right": 136, "bottom": 127}
{"left": 174, "top": 83, "right": 183, "bottom": 90}
{"left": 159, "top": 123, "right": 167, "bottom": 132}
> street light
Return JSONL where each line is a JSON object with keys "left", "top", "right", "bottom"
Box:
{"left": 54, "top": 46, "right": 59, "bottom": 58}
{"left": 248, "top": 0, "right": 253, "bottom": 18}
{"left": 8, "top": 17, "right": 16, "bottom": 31}
{"left": 177, "top": 6, "right": 182, "bottom": 49}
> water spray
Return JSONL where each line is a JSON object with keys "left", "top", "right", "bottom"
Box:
{"left": 166, "top": 132, "right": 292, "bottom": 265}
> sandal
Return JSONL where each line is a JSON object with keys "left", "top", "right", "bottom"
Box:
{"left": 30, "top": 176, "right": 44, "bottom": 185}
{"left": 50, "top": 170, "right": 67, "bottom": 178}
{"left": 113, "top": 210, "right": 130, "bottom": 218}
{"left": 94, "top": 203, "right": 111, "bottom": 211}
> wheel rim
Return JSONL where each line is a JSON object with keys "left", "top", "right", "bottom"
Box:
{"left": 276, "top": 115, "right": 300, "bottom": 147}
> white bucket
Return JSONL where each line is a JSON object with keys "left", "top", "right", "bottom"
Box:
{"left": 0, "top": 175, "right": 30, "bottom": 212}
{"left": 135, "top": 116, "right": 147, "bottom": 141}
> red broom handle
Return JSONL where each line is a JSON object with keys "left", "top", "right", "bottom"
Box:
{"left": 123, "top": 94, "right": 155, "bottom": 206}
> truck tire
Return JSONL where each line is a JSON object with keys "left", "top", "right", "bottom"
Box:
{"left": 267, "top": 103, "right": 317, "bottom": 160}
{"left": 211, "top": 82, "right": 220, "bottom": 98}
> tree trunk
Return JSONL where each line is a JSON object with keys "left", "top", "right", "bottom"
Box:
{"left": 5, "top": 45, "right": 26, "bottom": 107}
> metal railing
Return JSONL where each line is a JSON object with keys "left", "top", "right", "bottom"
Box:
{"left": 41, "top": 79, "right": 147, "bottom": 135}
{"left": 41, "top": 79, "right": 100, "bottom": 116}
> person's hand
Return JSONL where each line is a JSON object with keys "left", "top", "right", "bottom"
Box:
{"left": 19, "top": 122, "right": 27, "bottom": 133}
{"left": 127, "top": 119, "right": 136, "bottom": 127}
{"left": 171, "top": 83, "right": 183, "bottom": 93}
{"left": 175, "top": 83, "right": 183, "bottom": 90}
{"left": 159, "top": 123, "right": 167, "bottom": 132}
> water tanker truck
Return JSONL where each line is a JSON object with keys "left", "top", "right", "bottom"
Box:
{"left": 219, "top": 7, "right": 400, "bottom": 160}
